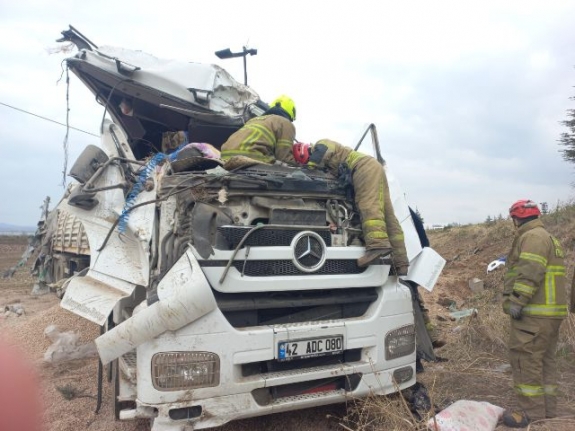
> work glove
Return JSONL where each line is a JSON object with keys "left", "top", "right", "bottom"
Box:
{"left": 509, "top": 302, "right": 523, "bottom": 320}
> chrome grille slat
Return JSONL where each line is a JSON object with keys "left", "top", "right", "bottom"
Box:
{"left": 218, "top": 226, "right": 332, "bottom": 248}
{"left": 231, "top": 259, "right": 364, "bottom": 276}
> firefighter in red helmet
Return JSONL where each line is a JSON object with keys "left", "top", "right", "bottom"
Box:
{"left": 292, "top": 140, "right": 408, "bottom": 271}
{"left": 501, "top": 199, "right": 568, "bottom": 427}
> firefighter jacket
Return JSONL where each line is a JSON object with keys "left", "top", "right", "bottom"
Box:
{"left": 503, "top": 218, "right": 567, "bottom": 319}
{"left": 307, "top": 139, "right": 408, "bottom": 265}
{"left": 220, "top": 115, "right": 296, "bottom": 164}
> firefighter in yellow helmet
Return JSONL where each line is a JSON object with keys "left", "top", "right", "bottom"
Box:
{"left": 501, "top": 200, "right": 568, "bottom": 428}
{"left": 293, "top": 140, "right": 408, "bottom": 271}
{"left": 221, "top": 95, "right": 296, "bottom": 168}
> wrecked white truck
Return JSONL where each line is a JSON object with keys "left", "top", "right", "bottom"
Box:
{"left": 51, "top": 27, "right": 445, "bottom": 430}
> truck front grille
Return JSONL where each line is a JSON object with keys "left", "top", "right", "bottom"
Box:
{"left": 214, "top": 287, "right": 378, "bottom": 327}
{"left": 251, "top": 374, "right": 362, "bottom": 406}
{"left": 231, "top": 259, "right": 363, "bottom": 276}
{"left": 218, "top": 226, "right": 332, "bottom": 248}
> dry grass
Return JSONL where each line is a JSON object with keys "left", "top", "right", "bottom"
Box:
{"left": 344, "top": 206, "right": 575, "bottom": 431}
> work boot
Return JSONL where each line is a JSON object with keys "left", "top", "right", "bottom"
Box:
{"left": 357, "top": 248, "right": 392, "bottom": 268}
{"left": 502, "top": 410, "right": 530, "bottom": 428}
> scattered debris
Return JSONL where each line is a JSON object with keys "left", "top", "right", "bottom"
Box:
{"left": 56, "top": 383, "right": 96, "bottom": 401}
{"left": 43, "top": 325, "right": 98, "bottom": 363}
{"left": 402, "top": 382, "right": 433, "bottom": 421}
{"left": 4, "top": 303, "right": 25, "bottom": 317}
{"left": 468, "top": 277, "right": 484, "bottom": 293}
{"left": 487, "top": 256, "right": 506, "bottom": 273}
{"left": 449, "top": 308, "right": 478, "bottom": 321}
{"left": 437, "top": 297, "right": 457, "bottom": 308}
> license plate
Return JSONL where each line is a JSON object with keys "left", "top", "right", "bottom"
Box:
{"left": 277, "top": 335, "right": 344, "bottom": 361}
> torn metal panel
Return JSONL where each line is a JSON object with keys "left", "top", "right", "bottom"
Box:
{"left": 96, "top": 250, "right": 217, "bottom": 365}
{"left": 67, "top": 46, "right": 261, "bottom": 120}
{"left": 405, "top": 247, "right": 446, "bottom": 292}
{"left": 61, "top": 270, "right": 137, "bottom": 325}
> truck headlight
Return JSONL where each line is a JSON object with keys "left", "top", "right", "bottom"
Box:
{"left": 152, "top": 352, "right": 220, "bottom": 391}
{"left": 385, "top": 324, "right": 415, "bottom": 360}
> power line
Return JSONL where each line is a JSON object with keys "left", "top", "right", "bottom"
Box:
{"left": 0, "top": 100, "right": 99, "bottom": 138}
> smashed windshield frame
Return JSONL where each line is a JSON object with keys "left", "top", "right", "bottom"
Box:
{"left": 353, "top": 123, "right": 384, "bottom": 165}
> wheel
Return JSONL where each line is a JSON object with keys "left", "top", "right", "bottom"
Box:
{"left": 51, "top": 257, "right": 67, "bottom": 283}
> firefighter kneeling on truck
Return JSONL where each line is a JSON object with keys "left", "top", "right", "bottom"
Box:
{"left": 292, "top": 140, "right": 408, "bottom": 272}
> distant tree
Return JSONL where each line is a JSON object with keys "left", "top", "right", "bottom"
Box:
{"left": 497, "top": 213, "right": 503, "bottom": 221}
{"left": 485, "top": 215, "right": 493, "bottom": 225}
{"left": 559, "top": 95, "right": 575, "bottom": 163}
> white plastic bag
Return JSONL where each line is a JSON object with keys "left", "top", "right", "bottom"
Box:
{"left": 427, "top": 400, "right": 504, "bottom": 431}
{"left": 487, "top": 258, "right": 506, "bottom": 273}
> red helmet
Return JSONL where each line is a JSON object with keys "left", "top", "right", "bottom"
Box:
{"left": 293, "top": 142, "right": 310, "bottom": 164}
{"left": 509, "top": 199, "right": 541, "bottom": 219}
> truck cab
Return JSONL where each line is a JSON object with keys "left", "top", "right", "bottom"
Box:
{"left": 51, "top": 26, "right": 445, "bottom": 431}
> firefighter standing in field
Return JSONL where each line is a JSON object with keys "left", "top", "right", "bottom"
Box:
{"left": 220, "top": 95, "right": 297, "bottom": 167}
{"left": 501, "top": 199, "right": 568, "bottom": 428}
{"left": 293, "top": 139, "right": 409, "bottom": 271}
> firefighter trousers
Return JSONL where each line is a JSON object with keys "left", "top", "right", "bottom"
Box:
{"left": 351, "top": 157, "right": 408, "bottom": 266}
{"left": 508, "top": 315, "right": 563, "bottom": 419}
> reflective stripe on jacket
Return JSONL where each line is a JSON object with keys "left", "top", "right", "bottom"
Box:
{"left": 220, "top": 115, "right": 295, "bottom": 164}
{"left": 503, "top": 219, "right": 567, "bottom": 319}
{"left": 307, "top": 139, "right": 407, "bottom": 263}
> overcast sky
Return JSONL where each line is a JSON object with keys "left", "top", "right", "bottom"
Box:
{"left": 1, "top": 0, "right": 574, "bottom": 228}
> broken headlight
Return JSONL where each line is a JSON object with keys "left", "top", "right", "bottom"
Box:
{"left": 385, "top": 324, "right": 416, "bottom": 360}
{"left": 152, "top": 352, "right": 220, "bottom": 391}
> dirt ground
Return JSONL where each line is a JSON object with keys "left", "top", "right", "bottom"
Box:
{"left": 1, "top": 214, "right": 575, "bottom": 431}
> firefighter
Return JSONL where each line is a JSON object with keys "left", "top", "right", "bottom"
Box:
{"left": 220, "top": 95, "right": 296, "bottom": 168}
{"left": 293, "top": 140, "right": 409, "bottom": 271}
{"left": 501, "top": 199, "right": 568, "bottom": 428}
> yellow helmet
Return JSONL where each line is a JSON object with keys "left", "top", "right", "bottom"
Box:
{"left": 270, "top": 95, "right": 296, "bottom": 121}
